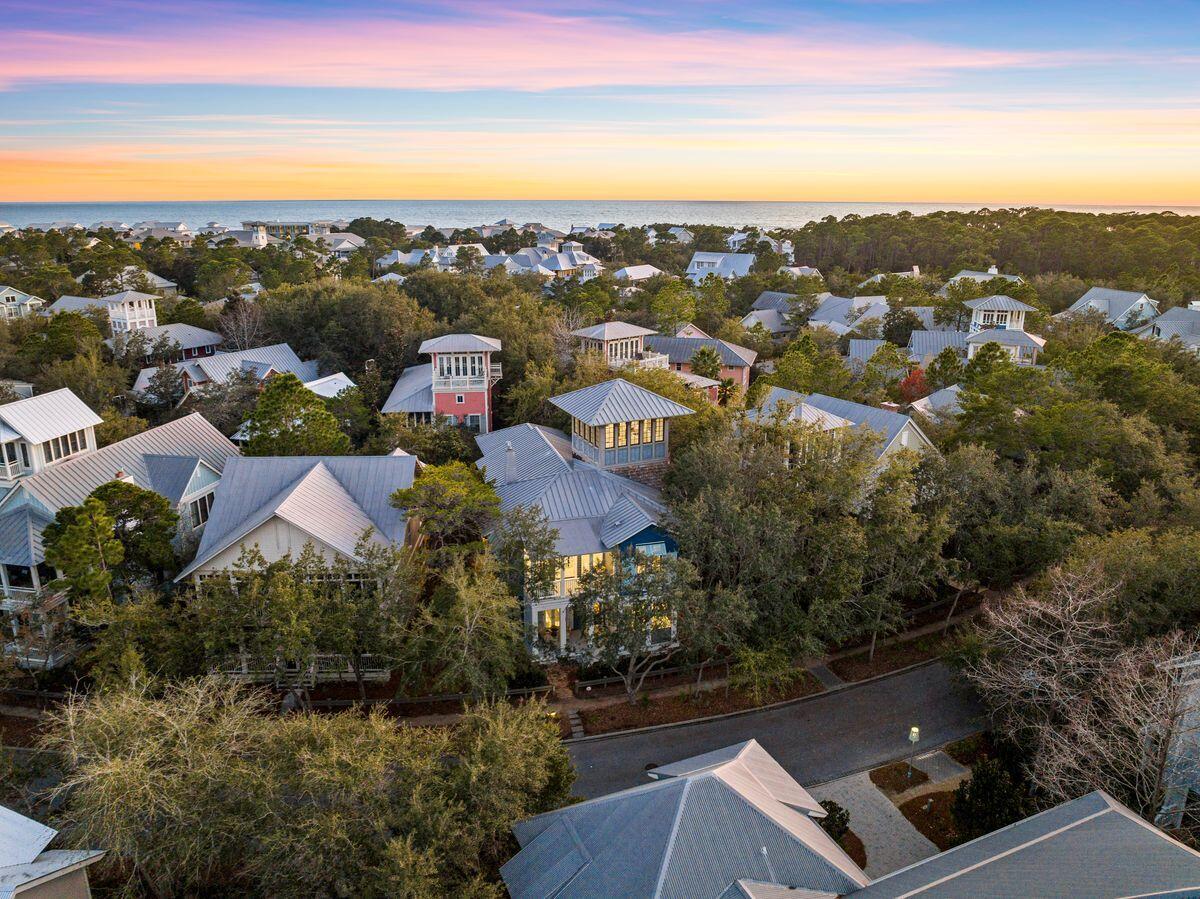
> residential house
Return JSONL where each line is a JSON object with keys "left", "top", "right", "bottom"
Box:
{"left": 1058, "top": 286, "right": 1159, "bottom": 329}
{"left": 572, "top": 322, "right": 668, "bottom": 370}
{"left": 964, "top": 295, "right": 1045, "bottom": 365}
{"left": 686, "top": 252, "right": 755, "bottom": 283}
{"left": 311, "top": 230, "right": 366, "bottom": 262}
{"left": 229, "top": 372, "right": 356, "bottom": 444}
{"left": 0, "top": 803, "right": 104, "bottom": 898}
{"left": 0, "top": 390, "right": 103, "bottom": 496}
{"left": 612, "top": 264, "right": 664, "bottom": 283}
{"left": 176, "top": 454, "right": 418, "bottom": 583}
{"left": 89, "top": 219, "right": 131, "bottom": 231}
{"left": 910, "top": 383, "right": 964, "bottom": 419}
{"left": 206, "top": 226, "right": 272, "bottom": 249}
{"left": 906, "top": 329, "right": 969, "bottom": 368}
{"left": 382, "top": 334, "right": 502, "bottom": 433}
{"left": 645, "top": 331, "right": 757, "bottom": 389}
{"left": 857, "top": 264, "right": 922, "bottom": 289}
{"left": 46, "top": 290, "right": 159, "bottom": 334}
{"left": 779, "top": 265, "right": 822, "bottom": 279}
{"left": 0, "top": 221, "right": 14, "bottom": 235}
{"left": 0, "top": 286, "right": 44, "bottom": 320}
{"left": 0, "top": 413, "right": 238, "bottom": 668}
{"left": 22, "top": 222, "right": 84, "bottom": 233}
{"left": 648, "top": 226, "right": 694, "bottom": 245}
{"left": 937, "top": 265, "right": 1023, "bottom": 296}
{"left": 240, "top": 219, "right": 315, "bottom": 239}
{"left": 749, "top": 387, "right": 934, "bottom": 461}
{"left": 807, "top": 294, "right": 889, "bottom": 336}
{"left": 375, "top": 243, "right": 489, "bottom": 272}
{"left": 475, "top": 416, "right": 681, "bottom": 654}
{"left": 741, "top": 291, "right": 798, "bottom": 338}
{"left": 727, "top": 231, "right": 795, "bottom": 263}
{"left": 1134, "top": 304, "right": 1200, "bottom": 352}
{"left": 131, "top": 343, "right": 319, "bottom": 398}
{"left": 75, "top": 265, "right": 177, "bottom": 296}
{"left": 106, "top": 322, "right": 223, "bottom": 363}
{"left": 503, "top": 740, "right": 1200, "bottom": 899}
{"left": 371, "top": 272, "right": 406, "bottom": 286}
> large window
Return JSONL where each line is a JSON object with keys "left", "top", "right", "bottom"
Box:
{"left": 190, "top": 491, "right": 215, "bottom": 527}
{"left": 42, "top": 429, "right": 89, "bottom": 463}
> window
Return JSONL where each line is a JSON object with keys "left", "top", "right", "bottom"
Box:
{"left": 42, "top": 429, "right": 89, "bottom": 464}
{"left": 643, "top": 419, "right": 653, "bottom": 443}
{"left": 190, "top": 491, "right": 215, "bottom": 526}
{"left": 456, "top": 394, "right": 465, "bottom": 404}
{"left": 604, "top": 424, "right": 614, "bottom": 449}
{"left": 629, "top": 419, "right": 640, "bottom": 446}
{"left": 654, "top": 418, "right": 665, "bottom": 442}
{"left": 616, "top": 421, "right": 627, "bottom": 447}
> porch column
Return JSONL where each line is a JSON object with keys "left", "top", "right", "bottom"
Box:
{"left": 559, "top": 606, "right": 568, "bottom": 652}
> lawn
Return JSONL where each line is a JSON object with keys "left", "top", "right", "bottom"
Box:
{"left": 579, "top": 673, "right": 823, "bottom": 735}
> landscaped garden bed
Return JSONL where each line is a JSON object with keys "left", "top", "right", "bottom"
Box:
{"left": 828, "top": 632, "right": 955, "bottom": 682}
{"left": 898, "top": 790, "right": 961, "bottom": 851}
{"left": 578, "top": 673, "right": 822, "bottom": 735}
{"left": 869, "top": 760, "right": 929, "bottom": 795}
{"left": 839, "top": 830, "right": 867, "bottom": 868}
{"left": 0, "top": 713, "right": 42, "bottom": 748}
{"left": 944, "top": 732, "right": 994, "bottom": 767}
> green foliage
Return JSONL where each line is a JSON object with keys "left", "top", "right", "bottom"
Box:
{"left": 94, "top": 407, "right": 148, "bottom": 447}
{"left": 729, "top": 644, "right": 799, "bottom": 705}
{"left": 392, "top": 461, "right": 500, "bottom": 554}
{"left": 689, "top": 344, "right": 723, "bottom": 379}
{"left": 953, "top": 759, "right": 1029, "bottom": 842}
{"left": 375, "top": 416, "right": 477, "bottom": 465}
{"left": 650, "top": 281, "right": 697, "bottom": 332}
{"left": 89, "top": 480, "right": 179, "bottom": 580}
{"left": 243, "top": 372, "right": 352, "bottom": 456}
{"left": 925, "top": 346, "right": 964, "bottom": 390}
{"left": 818, "top": 799, "right": 851, "bottom": 842}
{"left": 43, "top": 497, "right": 123, "bottom": 608}
{"left": 490, "top": 504, "right": 560, "bottom": 601}
{"left": 881, "top": 307, "right": 922, "bottom": 347}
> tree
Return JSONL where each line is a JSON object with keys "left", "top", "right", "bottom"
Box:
{"left": 963, "top": 342, "right": 1011, "bottom": 385}
{"left": 898, "top": 367, "right": 929, "bottom": 403}
{"left": 374, "top": 416, "right": 477, "bottom": 465}
{"left": 729, "top": 644, "right": 799, "bottom": 705}
{"left": 218, "top": 297, "right": 266, "bottom": 350}
{"left": 490, "top": 504, "right": 560, "bottom": 601}
{"left": 456, "top": 245, "right": 483, "bottom": 274}
{"left": 925, "top": 346, "right": 964, "bottom": 390}
{"left": 183, "top": 369, "right": 260, "bottom": 435}
{"left": 818, "top": 800, "right": 851, "bottom": 842}
{"left": 42, "top": 497, "right": 123, "bottom": 610}
{"left": 650, "top": 281, "right": 696, "bottom": 332}
{"left": 140, "top": 362, "right": 185, "bottom": 413}
{"left": 571, "top": 554, "right": 700, "bottom": 704}
{"left": 689, "top": 344, "right": 723, "bottom": 379}
{"left": 89, "top": 481, "right": 179, "bottom": 581}
{"left": 953, "top": 760, "right": 1028, "bottom": 841}
{"left": 391, "top": 462, "right": 500, "bottom": 555}
{"left": 95, "top": 407, "right": 148, "bottom": 447}
{"left": 36, "top": 350, "right": 128, "bottom": 412}
{"left": 243, "top": 372, "right": 351, "bottom": 456}
{"left": 882, "top": 307, "right": 922, "bottom": 347}
{"left": 411, "top": 555, "right": 522, "bottom": 698}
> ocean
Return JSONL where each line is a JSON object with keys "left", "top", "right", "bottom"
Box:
{"left": 0, "top": 199, "right": 1195, "bottom": 232}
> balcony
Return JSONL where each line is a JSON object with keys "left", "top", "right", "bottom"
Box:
{"left": 608, "top": 351, "right": 669, "bottom": 371}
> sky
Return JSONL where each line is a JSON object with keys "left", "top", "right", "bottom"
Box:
{"left": 1, "top": 0, "right": 1198, "bottom": 205}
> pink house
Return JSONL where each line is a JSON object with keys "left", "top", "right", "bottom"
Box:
{"left": 382, "top": 333, "right": 503, "bottom": 434}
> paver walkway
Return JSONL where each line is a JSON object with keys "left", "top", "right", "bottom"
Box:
{"left": 808, "top": 663, "right": 845, "bottom": 690}
{"left": 811, "top": 772, "right": 938, "bottom": 878}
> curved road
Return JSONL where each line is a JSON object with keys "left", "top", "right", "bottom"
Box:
{"left": 568, "top": 662, "right": 983, "bottom": 798}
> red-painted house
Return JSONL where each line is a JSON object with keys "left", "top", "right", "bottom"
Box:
{"left": 382, "top": 333, "right": 503, "bottom": 434}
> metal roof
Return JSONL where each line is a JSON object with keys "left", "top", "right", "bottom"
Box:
{"left": 0, "top": 414, "right": 239, "bottom": 563}
{"left": 722, "top": 881, "right": 838, "bottom": 899}
{"left": 132, "top": 343, "right": 317, "bottom": 394}
{"left": 572, "top": 321, "right": 658, "bottom": 341}
{"left": 910, "top": 384, "right": 963, "bottom": 418}
{"left": 105, "top": 322, "right": 222, "bottom": 353}
{"left": 476, "top": 423, "right": 573, "bottom": 484}
{"left": 853, "top": 790, "right": 1200, "bottom": 898}
{"left": 752, "top": 291, "right": 797, "bottom": 312}
{"left": 1064, "top": 286, "right": 1157, "bottom": 324}
{"left": 503, "top": 739, "right": 866, "bottom": 899}
{"left": 847, "top": 339, "right": 887, "bottom": 364}
{"left": 177, "top": 455, "right": 417, "bottom": 580}
{"left": 644, "top": 336, "right": 758, "bottom": 368}
{"left": 0, "top": 802, "right": 55, "bottom": 869}
{"left": 966, "top": 328, "right": 1046, "bottom": 349}
{"left": 746, "top": 387, "right": 852, "bottom": 431}
{"left": 963, "top": 295, "right": 1036, "bottom": 312}
{"left": 741, "top": 308, "right": 790, "bottom": 335}
{"left": 0, "top": 506, "right": 52, "bottom": 567}
{"left": 802, "top": 393, "right": 926, "bottom": 457}
{"left": 907, "top": 330, "right": 968, "bottom": 359}
{"left": 0, "top": 848, "right": 105, "bottom": 896}
{"left": 418, "top": 333, "right": 501, "bottom": 354}
{"left": 0, "top": 389, "right": 102, "bottom": 445}
{"left": 381, "top": 364, "right": 433, "bottom": 415}
{"left": 303, "top": 372, "right": 355, "bottom": 399}
{"left": 48, "top": 290, "right": 158, "bottom": 313}
{"left": 549, "top": 379, "right": 695, "bottom": 426}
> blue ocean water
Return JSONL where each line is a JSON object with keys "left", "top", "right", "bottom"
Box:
{"left": 0, "top": 199, "right": 1194, "bottom": 232}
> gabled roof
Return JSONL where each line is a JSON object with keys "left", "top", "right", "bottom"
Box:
{"left": 803, "top": 393, "right": 931, "bottom": 457}
{"left": 549, "top": 379, "right": 695, "bottom": 426}
{"left": 105, "top": 322, "right": 222, "bottom": 353}
{"left": 853, "top": 790, "right": 1200, "bottom": 897}
{"left": 0, "top": 412, "right": 234, "bottom": 516}
{"left": 133, "top": 343, "right": 317, "bottom": 394}
{"left": 966, "top": 328, "right": 1046, "bottom": 349}
{"left": 752, "top": 291, "right": 797, "bottom": 312}
{"left": 475, "top": 423, "right": 573, "bottom": 484}
{"left": 381, "top": 365, "right": 433, "bottom": 415}
{"left": 47, "top": 290, "right": 158, "bottom": 314}
{"left": 963, "top": 295, "right": 1036, "bottom": 312}
{"left": 0, "top": 389, "right": 102, "bottom": 445}
{"left": 741, "top": 308, "right": 790, "bottom": 335}
{"left": 910, "top": 384, "right": 964, "bottom": 418}
{"left": 502, "top": 739, "right": 866, "bottom": 899}
{"left": 418, "top": 333, "right": 502, "bottom": 354}
{"left": 747, "top": 386, "right": 852, "bottom": 431}
{"left": 907, "top": 330, "right": 968, "bottom": 359}
{"left": 686, "top": 252, "right": 755, "bottom": 280}
{"left": 847, "top": 338, "right": 887, "bottom": 364}
{"left": 0, "top": 800, "right": 54, "bottom": 868}
{"left": 1063, "top": 286, "right": 1158, "bottom": 324}
{"left": 613, "top": 264, "right": 663, "bottom": 281}
{"left": 572, "top": 321, "right": 658, "bottom": 342}
{"left": 645, "top": 335, "right": 758, "bottom": 368}
{"left": 303, "top": 372, "right": 355, "bottom": 398}
{"left": 176, "top": 455, "right": 417, "bottom": 580}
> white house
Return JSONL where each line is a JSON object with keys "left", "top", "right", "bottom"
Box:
{"left": 938, "top": 265, "right": 1023, "bottom": 296}
{"left": 0, "top": 285, "right": 45, "bottom": 320}
{"left": 727, "top": 232, "right": 794, "bottom": 263}
{"left": 964, "top": 295, "right": 1045, "bottom": 365}
{"left": 648, "top": 226, "right": 693, "bottom": 245}
{"left": 857, "top": 264, "right": 921, "bottom": 289}
{"left": 612, "top": 264, "right": 664, "bottom": 283}
{"left": 47, "top": 289, "right": 159, "bottom": 334}
{"left": 0, "top": 389, "right": 102, "bottom": 491}
{"left": 1134, "top": 305, "right": 1200, "bottom": 352}
{"left": 75, "top": 265, "right": 177, "bottom": 296}
{"left": 0, "top": 803, "right": 104, "bottom": 898}
{"left": 1058, "top": 286, "right": 1159, "bottom": 330}
{"left": 685, "top": 252, "right": 755, "bottom": 283}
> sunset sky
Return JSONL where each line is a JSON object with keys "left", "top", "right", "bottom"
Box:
{"left": 1, "top": 0, "right": 1198, "bottom": 204}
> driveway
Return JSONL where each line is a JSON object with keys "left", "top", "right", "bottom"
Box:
{"left": 568, "top": 661, "right": 983, "bottom": 798}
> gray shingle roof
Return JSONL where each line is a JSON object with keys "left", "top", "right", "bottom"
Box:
{"left": 852, "top": 790, "right": 1200, "bottom": 898}
{"left": 418, "top": 333, "right": 501, "bottom": 354}
{"left": 502, "top": 739, "right": 866, "bottom": 899}
{"left": 177, "top": 455, "right": 417, "bottom": 580}
{"left": 549, "top": 379, "right": 695, "bottom": 426}
{"left": 571, "top": 321, "right": 657, "bottom": 341}
{"left": 962, "top": 295, "right": 1036, "bottom": 312}
{"left": 0, "top": 389, "right": 102, "bottom": 445}
{"left": 645, "top": 335, "right": 758, "bottom": 368}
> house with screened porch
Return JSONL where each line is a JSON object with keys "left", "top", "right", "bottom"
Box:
{"left": 382, "top": 333, "right": 502, "bottom": 433}
{"left": 476, "top": 379, "right": 693, "bottom": 657}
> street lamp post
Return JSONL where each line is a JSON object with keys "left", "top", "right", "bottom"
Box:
{"left": 907, "top": 725, "right": 921, "bottom": 780}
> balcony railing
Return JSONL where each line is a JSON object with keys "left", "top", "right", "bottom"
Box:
{"left": 608, "top": 351, "right": 669, "bottom": 371}
{"left": 432, "top": 362, "right": 503, "bottom": 392}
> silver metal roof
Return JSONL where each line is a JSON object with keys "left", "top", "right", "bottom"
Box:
{"left": 645, "top": 335, "right": 758, "bottom": 368}
{"left": 847, "top": 338, "right": 886, "bottom": 364}
{"left": 907, "top": 330, "right": 968, "bottom": 359}
{"left": 177, "top": 455, "right": 416, "bottom": 580}
{"left": 1064, "top": 286, "right": 1157, "bottom": 323}
{"left": 105, "top": 322, "right": 222, "bottom": 352}
{"left": 963, "top": 295, "right": 1036, "bottom": 312}
{"left": 418, "top": 333, "right": 501, "bottom": 354}
{"left": 503, "top": 739, "right": 866, "bottom": 899}
{"left": 0, "top": 389, "right": 102, "bottom": 446}
{"left": 752, "top": 291, "right": 798, "bottom": 312}
{"left": 381, "top": 365, "right": 433, "bottom": 415}
{"left": 0, "top": 803, "right": 54, "bottom": 868}
{"left": 549, "top": 378, "right": 695, "bottom": 426}
{"left": 746, "top": 387, "right": 851, "bottom": 432}
{"left": 966, "top": 328, "right": 1046, "bottom": 349}
{"left": 571, "top": 321, "right": 658, "bottom": 341}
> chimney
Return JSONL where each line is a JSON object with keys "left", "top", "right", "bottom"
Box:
{"left": 987, "top": 264, "right": 999, "bottom": 275}
{"left": 912, "top": 265, "right": 920, "bottom": 276}
{"left": 504, "top": 441, "right": 516, "bottom": 484}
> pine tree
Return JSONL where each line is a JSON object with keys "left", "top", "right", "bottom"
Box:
{"left": 243, "top": 372, "right": 351, "bottom": 456}
{"left": 43, "top": 496, "right": 124, "bottom": 609}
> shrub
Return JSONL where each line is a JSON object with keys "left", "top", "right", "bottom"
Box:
{"left": 952, "top": 758, "right": 1029, "bottom": 841}
{"left": 729, "top": 645, "right": 799, "bottom": 705}
{"left": 818, "top": 799, "right": 850, "bottom": 842}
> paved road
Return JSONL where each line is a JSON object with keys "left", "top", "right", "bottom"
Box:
{"left": 568, "top": 662, "right": 983, "bottom": 798}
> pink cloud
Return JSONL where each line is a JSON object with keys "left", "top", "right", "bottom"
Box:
{"left": 1, "top": 9, "right": 1083, "bottom": 91}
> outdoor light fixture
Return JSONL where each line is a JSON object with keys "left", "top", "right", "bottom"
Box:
{"left": 907, "top": 725, "right": 921, "bottom": 780}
